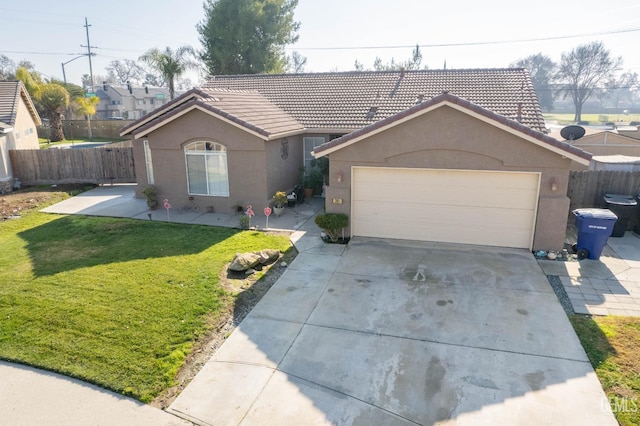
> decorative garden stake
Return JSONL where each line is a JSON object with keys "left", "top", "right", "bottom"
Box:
{"left": 163, "top": 198, "right": 172, "bottom": 221}
{"left": 264, "top": 206, "right": 272, "bottom": 229}
{"left": 246, "top": 205, "right": 255, "bottom": 227}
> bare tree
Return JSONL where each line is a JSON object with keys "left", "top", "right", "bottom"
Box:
{"left": 511, "top": 53, "right": 556, "bottom": 111}
{"left": 557, "top": 41, "right": 622, "bottom": 121}
{"left": 604, "top": 71, "right": 640, "bottom": 110}
{"left": 106, "top": 59, "right": 144, "bottom": 85}
{"left": 0, "top": 55, "right": 16, "bottom": 80}
{"left": 287, "top": 51, "right": 307, "bottom": 73}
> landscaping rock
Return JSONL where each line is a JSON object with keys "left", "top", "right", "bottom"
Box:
{"left": 228, "top": 253, "right": 262, "bottom": 272}
{"left": 257, "top": 249, "right": 280, "bottom": 265}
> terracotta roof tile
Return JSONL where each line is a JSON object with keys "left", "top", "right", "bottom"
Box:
{"left": 203, "top": 69, "right": 547, "bottom": 133}
{"left": 0, "top": 81, "right": 41, "bottom": 129}
{"left": 122, "top": 88, "right": 304, "bottom": 139}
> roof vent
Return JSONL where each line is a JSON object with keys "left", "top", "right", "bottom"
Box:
{"left": 416, "top": 94, "right": 424, "bottom": 104}
{"left": 400, "top": 67, "right": 405, "bottom": 78}
{"left": 366, "top": 106, "right": 378, "bottom": 120}
{"left": 516, "top": 102, "right": 522, "bottom": 123}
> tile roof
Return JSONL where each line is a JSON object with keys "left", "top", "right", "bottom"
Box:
{"left": 314, "top": 92, "right": 591, "bottom": 164}
{"left": 121, "top": 87, "right": 304, "bottom": 139}
{"left": 203, "top": 68, "right": 547, "bottom": 133}
{"left": 0, "top": 81, "right": 41, "bottom": 131}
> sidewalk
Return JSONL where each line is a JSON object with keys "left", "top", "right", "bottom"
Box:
{"left": 0, "top": 361, "right": 190, "bottom": 426}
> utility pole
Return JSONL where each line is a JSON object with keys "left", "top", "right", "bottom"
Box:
{"left": 81, "top": 17, "right": 97, "bottom": 91}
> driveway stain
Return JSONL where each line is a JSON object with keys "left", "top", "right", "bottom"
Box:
{"left": 517, "top": 308, "right": 529, "bottom": 315}
{"left": 423, "top": 356, "right": 459, "bottom": 422}
{"left": 524, "top": 370, "right": 545, "bottom": 391}
{"left": 436, "top": 300, "right": 454, "bottom": 306}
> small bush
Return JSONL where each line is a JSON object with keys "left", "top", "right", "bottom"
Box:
{"left": 142, "top": 186, "right": 158, "bottom": 209}
{"left": 315, "top": 213, "right": 348, "bottom": 242}
{"left": 238, "top": 214, "right": 250, "bottom": 229}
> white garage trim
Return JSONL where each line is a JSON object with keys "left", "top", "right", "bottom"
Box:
{"left": 351, "top": 167, "right": 540, "bottom": 249}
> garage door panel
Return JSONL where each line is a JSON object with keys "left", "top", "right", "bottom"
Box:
{"left": 353, "top": 216, "right": 533, "bottom": 248}
{"left": 352, "top": 168, "right": 539, "bottom": 249}
{"left": 353, "top": 200, "right": 535, "bottom": 230}
{"left": 354, "top": 185, "right": 538, "bottom": 210}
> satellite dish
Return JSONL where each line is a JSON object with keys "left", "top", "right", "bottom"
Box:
{"left": 560, "top": 125, "right": 585, "bottom": 141}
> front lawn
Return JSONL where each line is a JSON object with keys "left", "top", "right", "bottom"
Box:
{"left": 570, "top": 315, "right": 640, "bottom": 426}
{"left": 0, "top": 209, "right": 291, "bottom": 402}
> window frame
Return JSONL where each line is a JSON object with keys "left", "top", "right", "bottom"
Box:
{"left": 303, "top": 137, "right": 326, "bottom": 172}
{"left": 184, "top": 141, "right": 230, "bottom": 197}
{"left": 143, "top": 139, "right": 154, "bottom": 185}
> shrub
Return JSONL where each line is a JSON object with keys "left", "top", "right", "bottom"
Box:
{"left": 142, "top": 186, "right": 158, "bottom": 209}
{"left": 315, "top": 213, "right": 349, "bottom": 242}
{"left": 238, "top": 214, "right": 250, "bottom": 229}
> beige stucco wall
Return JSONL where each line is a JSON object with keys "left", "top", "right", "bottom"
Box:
{"left": 323, "top": 106, "right": 574, "bottom": 251}
{"left": 0, "top": 96, "right": 39, "bottom": 185}
{"left": 265, "top": 135, "right": 303, "bottom": 199}
{"left": 133, "top": 110, "right": 304, "bottom": 214}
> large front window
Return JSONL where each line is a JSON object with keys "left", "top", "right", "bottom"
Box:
{"left": 185, "top": 141, "right": 229, "bottom": 196}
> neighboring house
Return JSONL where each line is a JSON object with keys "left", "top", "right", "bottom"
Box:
{"left": 549, "top": 126, "right": 640, "bottom": 169}
{"left": 121, "top": 69, "right": 591, "bottom": 251}
{"left": 96, "top": 84, "right": 173, "bottom": 120}
{"left": 0, "top": 81, "right": 41, "bottom": 193}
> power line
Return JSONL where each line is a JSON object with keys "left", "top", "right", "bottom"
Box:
{"left": 288, "top": 27, "right": 640, "bottom": 51}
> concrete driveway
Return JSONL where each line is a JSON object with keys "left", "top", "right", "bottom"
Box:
{"left": 169, "top": 238, "right": 616, "bottom": 425}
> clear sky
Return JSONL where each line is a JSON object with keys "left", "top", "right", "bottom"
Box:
{"left": 2, "top": 0, "right": 639, "bottom": 87}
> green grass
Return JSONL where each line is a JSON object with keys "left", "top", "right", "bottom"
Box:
{"left": 543, "top": 113, "right": 640, "bottom": 125}
{"left": 570, "top": 315, "right": 640, "bottom": 425}
{"left": 0, "top": 209, "right": 291, "bottom": 402}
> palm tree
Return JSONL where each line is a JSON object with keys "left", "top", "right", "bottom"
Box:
{"left": 37, "top": 83, "right": 70, "bottom": 142}
{"left": 139, "top": 46, "right": 197, "bottom": 99}
{"left": 75, "top": 96, "right": 100, "bottom": 140}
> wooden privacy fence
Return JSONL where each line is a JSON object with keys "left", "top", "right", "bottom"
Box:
{"left": 568, "top": 170, "right": 640, "bottom": 232}
{"left": 568, "top": 170, "right": 640, "bottom": 210}
{"left": 9, "top": 148, "right": 136, "bottom": 185}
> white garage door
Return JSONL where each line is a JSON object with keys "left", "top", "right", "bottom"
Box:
{"left": 352, "top": 167, "right": 540, "bottom": 249}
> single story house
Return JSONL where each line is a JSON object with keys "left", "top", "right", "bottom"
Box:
{"left": 0, "top": 81, "right": 41, "bottom": 193}
{"left": 121, "top": 69, "right": 591, "bottom": 251}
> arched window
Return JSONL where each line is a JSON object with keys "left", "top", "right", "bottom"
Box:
{"left": 184, "top": 141, "right": 229, "bottom": 196}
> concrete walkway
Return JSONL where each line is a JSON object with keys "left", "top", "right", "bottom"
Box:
{"left": 40, "top": 184, "right": 324, "bottom": 232}
{"left": 538, "top": 232, "right": 640, "bottom": 316}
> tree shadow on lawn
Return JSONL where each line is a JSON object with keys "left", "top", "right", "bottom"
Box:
{"left": 18, "top": 215, "right": 241, "bottom": 277}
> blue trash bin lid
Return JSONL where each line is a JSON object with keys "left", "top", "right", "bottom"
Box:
{"left": 604, "top": 194, "right": 638, "bottom": 206}
{"left": 572, "top": 208, "right": 618, "bottom": 220}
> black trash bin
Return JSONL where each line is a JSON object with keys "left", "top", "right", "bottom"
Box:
{"left": 573, "top": 208, "right": 618, "bottom": 260}
{"left": 604, "top": 194, "right": 637, "bottom": 237}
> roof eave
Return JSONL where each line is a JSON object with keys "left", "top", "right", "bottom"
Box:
{"left": 131, "top": 103, "right": 271, "bottom": 141}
